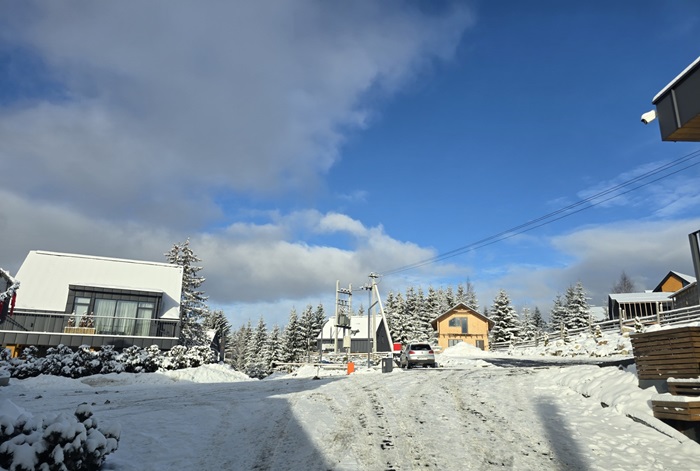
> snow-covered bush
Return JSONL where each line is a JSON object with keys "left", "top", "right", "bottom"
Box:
{"left": 0, "top": 344, "right": 217, "bottom": 379}
{"left": 0, "top": 403, "right": 120, "bottom": 470}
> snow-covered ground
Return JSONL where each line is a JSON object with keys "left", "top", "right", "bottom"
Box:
{"left": 2, "top": 337, "right": 700, "bottom": 470}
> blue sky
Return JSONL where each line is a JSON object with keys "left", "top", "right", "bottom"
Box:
{"left": 1, "top": 1, "right": 700, "bottom": 328}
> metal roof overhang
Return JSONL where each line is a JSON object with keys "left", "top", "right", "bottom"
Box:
{"left": 652, "top": 56, "right": 700, "bottom": 142}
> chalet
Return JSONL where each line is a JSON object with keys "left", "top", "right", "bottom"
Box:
{"left": 430, "top": 303, "right": 494, "bottom": 351}
{"left": 653, "top": 271, "right": 696, "bottom": 293}
{"left": 0, "top": 251, "right": 183, "bottom": 356}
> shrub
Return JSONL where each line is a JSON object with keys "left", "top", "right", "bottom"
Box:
{"left": 0, "top": 403, "right": 120, "bottom": 470}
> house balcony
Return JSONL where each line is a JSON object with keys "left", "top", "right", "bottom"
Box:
{"left": 0, "top": 309, "right": 180, "bottom": 351}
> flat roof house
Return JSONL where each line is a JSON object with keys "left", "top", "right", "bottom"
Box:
{"left": 0, "top": 251, "right": 183, "bottom": 355}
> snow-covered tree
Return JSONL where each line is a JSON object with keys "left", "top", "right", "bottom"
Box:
{"left": 282, "top": 308, "right": 304, "bottom": 363}
{"left": 266, "top": 324, "right": 284, "bottom": 369}
{"left": 489, "top": 290, "right": 520, "bottom": 343}
{"left": 565, "top": 282, "right": 591, "bottom": 330}
{"left": 549, "top": 294, "right": 567, "bottom": 332}
{"left": 386, "top": 291, "right": 409, "bottom": 345}
{"left": 520, "top": 307, "right": 535, "bottom": 340}
{"left": 245, "top": 316, "right": 269, "bottom": 378}
{"left": 441, "top": 286, "right": 455, "bottom": 312}
{"left": 229, "top": 321, "right": 252, "bottom": 371}
{"left": 165, "top": 239, "right": 208, "bottom": 347}
{"left": 464, "top": 280, "right": 479, "bottom": 312}
{"left": 531, "top": 307, "right": 547, "bottom": 332}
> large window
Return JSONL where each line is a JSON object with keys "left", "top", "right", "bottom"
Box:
{"left": 448, "top": 317, "right": 468, "bottom": 334}
{"left": 68, "top": 285, "right": 161, "bottom": 337}
{"left": 94, "top": 300, "right": 154, "bottom": 336}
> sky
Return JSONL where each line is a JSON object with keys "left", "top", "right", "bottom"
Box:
{"left": 3, "top": 337, "right": 700, "bottom": 470}
{"left": 1, "top": 1, "right": 700, "bottom": 328}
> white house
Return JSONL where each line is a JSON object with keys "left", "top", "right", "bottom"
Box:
{"left": 1, "top": 250, "right": 183, "bottom": 356}
{"left": 317, "top": 315, "right": 392, "bottom": 353}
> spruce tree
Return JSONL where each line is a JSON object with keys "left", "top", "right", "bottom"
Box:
{"left": 565, "top": 282, "right": 591, "bottom": 329}
{"left": 229, "top": 321, "right": 252, "bottom": 371}
{"left": 245, "top": 316, "right": 269, "bottom": 378}
{"left": 266, "top": 324, "right": 284, "bottom": 369}
{"left": 464, "top": 281, "right": 479, "bottom": 312}
{"left": 489, "top": 289, "right": 519, "bottom": 343}
{"left": 531, "top": 307, "right": 547, "bottom": 332}
{"left": 165, "top": 239, "right": 208, "bottom": 347}
{"left": 549, "top": 294, "right": 567, "bottom": 332}
{"left": 282, "top": 308, "right": 304, "bottom": 363}
{"left": 520, "top": 307, "right": 535, "bottom": 340}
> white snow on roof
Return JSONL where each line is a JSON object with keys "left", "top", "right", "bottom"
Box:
{"left": 608, "top": 292, "right": 672, "bottom": 303}
{"left": 318, "top": 315, "right": 383, "bottom": 339}
{"left": 653, "top": 55, "right": 700, "bottom": 103}
{"left": 14, "top": 251, "right": 183, "bottom": 318}
{"left": 670, "top": 271, "right": 696, "bottom": 284}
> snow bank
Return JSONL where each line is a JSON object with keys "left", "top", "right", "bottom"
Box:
{"left": 541, "top": 364, "right": 691, "bottom": 443}
{"left": 507, "top": 331, "right": 633, "bottom": 358}
{"left": 436, "top": 341, "right": 497, "bottom": 368}
{"left": 161, "top": 364, "right": 251, "bottom": 383}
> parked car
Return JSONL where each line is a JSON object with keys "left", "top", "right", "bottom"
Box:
{"left": 399, "top": 342, "right": 437, "bottom": 369}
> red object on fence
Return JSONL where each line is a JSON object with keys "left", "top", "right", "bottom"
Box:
{"left": 393, "top": 342, "right": 402, "bottom": 351}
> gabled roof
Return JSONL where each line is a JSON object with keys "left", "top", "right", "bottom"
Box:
{"left": 14, "top": 250, "right": 183, "bottom": 319}
{"left": 653, "top": 271, "right": 697, "bottom": 292}
{"left": 318, "top": 315, "right": 387, "bottom": 339}
{"left": 430, "top": 302, "right": 494, "bottom": 329}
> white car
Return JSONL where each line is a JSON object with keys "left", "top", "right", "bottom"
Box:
{"left": 399, "top": 342, "right": 437, "bottom": 369}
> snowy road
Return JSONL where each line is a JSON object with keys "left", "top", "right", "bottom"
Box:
{"left": 5, "top": 361, "right": 700, "bottom": 470}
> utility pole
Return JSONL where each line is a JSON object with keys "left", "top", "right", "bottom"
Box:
{"left": 334, "top": 281, "right": 352, "bottom": 354}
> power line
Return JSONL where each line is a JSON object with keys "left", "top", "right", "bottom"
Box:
{"left": 380, "top": 148, "right": 700, "bottom": 277}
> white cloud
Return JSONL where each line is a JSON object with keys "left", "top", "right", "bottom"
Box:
{"left": 0, "top": 2, "right": 472, "bottom": 225}
{"left": 474, "top": 218, "right": 700, "bottom": 317}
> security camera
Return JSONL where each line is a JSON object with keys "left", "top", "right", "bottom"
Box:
{"left": 641, "top": 110, "right": 657, "bottom": 124}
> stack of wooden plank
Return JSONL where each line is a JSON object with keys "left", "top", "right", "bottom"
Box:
{"left": 653, "top": 378, "right": 700, "bottom": 422}
{"left": 630, "top": 326, "right": 700, "bottom": 380}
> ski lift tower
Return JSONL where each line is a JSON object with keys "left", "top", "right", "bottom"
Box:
{"left": 334, "top": 281, "right": 352, "bottom": 354}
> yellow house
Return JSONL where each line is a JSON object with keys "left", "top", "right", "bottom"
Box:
{"left": 430, "top": 303, "right": 494, "bottom": 351}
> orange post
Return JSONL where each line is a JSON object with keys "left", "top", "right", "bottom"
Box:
{"left": 346, "top": 361, "right": 355, "bottom": 374}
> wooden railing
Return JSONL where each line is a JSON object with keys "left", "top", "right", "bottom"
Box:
{"left": 0, "top": 309, "right": 179, "bottom": 339}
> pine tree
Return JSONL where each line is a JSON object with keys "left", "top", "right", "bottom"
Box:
{"left": 489, "top": 290, "right": 519, "bottom": 343}
{"left": 565, "top": 282, "right": 591, "bottom": 329}
{"left": 549, "top": 294, "right": 567, "bottom": 332}
{"left": 520, "top": 307, "right": 535, "bottom": 340}
{"left": 165, "top": 239, "right": 208, "bottom": 347}
{"left": 441, "top": 286, "right": 455, "bottom": 312}
{"left": 266, "top": 324, "right": 284, "bottom": 369}
{"left": 386, "top": 291, "right": 409, "bottom": 345}
{"left": 464, "top": 280, "right": 479, "bottom": 312}
{"left": 282, "top": 308, "right": 304, "bottom": 363}
{"left": 404, "top": 287, "right": 421, "bottom": 341}
{"left": 423, "top": 286, "right": 441, "bottom": 340}
{"left": 531, "top": 307, "right": 547, "bottom": 332}
{"left": 245, "top": 316, "right": 269, "bottom": 378}
{"left": 299, "top": 304, "right": 324, "bottom": 362}
{"left": 229, "top": 321, "right": 252, "bottom": 371}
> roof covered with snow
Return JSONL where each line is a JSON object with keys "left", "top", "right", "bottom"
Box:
{"left": 14, "top": 251, "right": 183, "bottom": 318}
{"left": 608, "top": 292, "right": 672, "bottom": 303}
{"left": 653, "top": 56, "right": 700, "bottom": 103}
{"left": 318, "top": 315, "right": 386, "bottom": 340}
